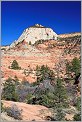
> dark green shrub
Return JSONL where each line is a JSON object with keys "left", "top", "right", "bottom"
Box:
{"left": 66, "top": 62, "right": 72, "bottom": 74}
{"left": 14, "top": 75, "right": 20, "bottom": 85}
{"left": 26, "top": 94, "right": 35, "bottom": 104}
{"left": 1, "top": 102, "right": 4, "bottom": 113}
{"left": 73, "top": 113, "right": 81, "bottom": 121}
{"left": 29, "top": 41, "right": 31, "bottom": 45}
{"left": 11, "top": 60, "right": 21, "bottom": 70}
{"left": 1, "top": 77, "right": 19, "bottom": 101}
{"left": 38, "top": 94, "right": 54, "bottom": 107}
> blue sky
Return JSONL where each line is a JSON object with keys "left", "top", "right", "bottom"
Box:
{"left": 1, "top": 1, "right": 81, "bottom": 46}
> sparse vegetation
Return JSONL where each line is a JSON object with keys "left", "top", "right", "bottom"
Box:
{"left": 1, "top": 32, "right": 81, "bottom": 121}
{"left": 58, "top": 35, "right": 81, "bottom": 41}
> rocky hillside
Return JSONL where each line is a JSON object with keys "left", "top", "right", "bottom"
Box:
{"left": 1, "top": 27, "right": 81, "bottom": 121}
{"left": 1, "top": 32, "right": 81, "bottom": 82}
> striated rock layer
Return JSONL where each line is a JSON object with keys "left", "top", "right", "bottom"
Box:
{"left": 1, "top": 32, "right": 81, "bottom": 83}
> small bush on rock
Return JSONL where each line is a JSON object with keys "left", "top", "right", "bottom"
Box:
{"left": 5, "top": 104, "right": 22, "bottom": 120}
{"left": 11, "top": 60, "right": 21, "bottom": 70}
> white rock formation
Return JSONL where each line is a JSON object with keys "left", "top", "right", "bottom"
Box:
{"left": 10, "top": 24, "right": 58, "bottom": 47}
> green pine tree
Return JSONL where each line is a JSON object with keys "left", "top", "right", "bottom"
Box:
{"left": 72, "top": 57, "right": 80, "bottom": 76}
{"left": 53, "top": 78, "right": 68, "bottom": 108}
{"left": 2, "top": 77, "right": 19, "bottom": 101}
{"left": 11, "top": 60, "right": 21, "bottom": 70}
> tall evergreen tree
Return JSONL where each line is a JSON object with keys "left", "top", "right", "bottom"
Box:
{"left": 53, "top": 78, "right": 68, "bottom": 108}
{"left": 72, "top": 57, "right": 80, "bottom": 76}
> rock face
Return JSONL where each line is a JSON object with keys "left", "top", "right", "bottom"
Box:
{"left": 1, "top": 34, "right": 80, "bottom": 82}
{"left": 10, "top": 24, "right": 58, "bottom": 47}
{"left": 2, "top": 100, "right": 51, "bottom": 121}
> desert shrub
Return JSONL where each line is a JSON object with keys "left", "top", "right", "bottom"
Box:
{"left": 11, "top": 60, "right": 21, "bottom": 70}
{"left": 74, "top": 97, "right": 81, "bottom": 111}
{"left": 73, "top": 113, "right": 81, "bottom": 121}
{"left": 31, "top": 81, "right": 39, "bottom": 86}
{"left": 16, "top": 84, "right": 36, "bottom": 102}
{"left": 1, "top": 77, "right": 19, "bottom": 101}
{"left": 66, "top": 62, "right": 72, "bottom": 75}
{"left": 14, "top": 75, "right": 19, "bottom": 82}
{"left": 14, "top": 75, "right": 20, "bottom": 85}
{"left": 26, "top": 93, "right": 35, "bottom": 104}
{"left": 5, "top": 104, "right": 22, "bottom": 120}
{"left": 55, "top": 108, "right": 66, "bottom": 121}
{"left": 23, "top": 69, "right": 27, "bottom": 75}
{"left": 45, "top": 116, "right": 56, "bottom": 121}
{"left": 21, "top": 80, "right": 30, "bottom": 86}
{"left": 1, "top": 102, "right": 4, "bottom": 113}
{"left": 34, "top": 39, "right": 44, "bottom": 45}
{"left": 29, "top": 41, "right": 31, "bottom": 45}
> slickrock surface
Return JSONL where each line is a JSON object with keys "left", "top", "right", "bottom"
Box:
{"left": 2, "top": 100, "right": 52, "bottom": 121}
